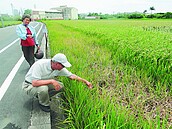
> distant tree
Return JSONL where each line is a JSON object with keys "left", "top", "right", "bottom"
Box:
{"left": 88, "top": 12, "right": 92, "bottom": 16}
{"left": 143, "top": 10, "right": 147, "bottom": 14}
{"left": 150, "top": 6, "right": 155, "bottom": 14}
{"left": 24, "top": 9, "right": 32, "bottom": 15}
{"left": 93, "top": 13, "right": 98, "bottom": 16}
{"left": 128, "top": 13, "right": 144, "bottom": 19}
{"left": 87, "top": 12, "right": 99, "bottom": 16}
{"left": 163, "top": 12, "right": 172, "bottom": 19}
{"left": 114, "top": 13, "right": 129, "bottom": 18}
{"left": 146, "top": 14, "right": 156, "bottom": 18}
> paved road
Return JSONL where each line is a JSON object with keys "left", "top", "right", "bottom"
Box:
{"left": 0, "top": 22, "right": 45, "bottom": 129}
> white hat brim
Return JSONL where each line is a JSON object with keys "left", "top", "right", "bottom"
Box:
{"left": 62, "top": 62, "right": 71, "bottom": 67}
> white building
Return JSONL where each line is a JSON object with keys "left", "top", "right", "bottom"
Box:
{"left": 32, "top": 9, "right": 63, "bottom": 20}
{"left": 32, "top": 5, "right": 78, "bottom": 20}
{"left": 51, "top": 5, "right": 78, "bottom": 20}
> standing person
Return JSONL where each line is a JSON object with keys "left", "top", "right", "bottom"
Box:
{"left": 16, "top": 14, "right": 39, "bottom": 67}
{"left": 22, "top": 53, "right": 92, "bottom": 112}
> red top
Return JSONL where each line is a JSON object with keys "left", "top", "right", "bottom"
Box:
{"left": 21, "top": 27, "right": 35, "bottom": 46}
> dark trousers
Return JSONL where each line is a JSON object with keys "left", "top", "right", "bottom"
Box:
{"left": 21, "top": 46, "right": 35, "bottom": 66}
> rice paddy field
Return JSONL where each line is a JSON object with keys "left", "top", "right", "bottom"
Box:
{"left": 44, "top": 19, "right": 172, "bottom": 129}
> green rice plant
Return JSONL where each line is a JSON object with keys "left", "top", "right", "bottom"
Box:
{"left": 53, "top": 20, "right": 172, "bottom": 94}
{"left": 62, "top": 80, "right": 135, "bottom": 129}
{"left": 43, "top": 19, "right": 171, "bottom": 129}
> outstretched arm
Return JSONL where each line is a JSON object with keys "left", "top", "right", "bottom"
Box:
{"left": 69, "top": 74, "right": 92, "bottom": 89}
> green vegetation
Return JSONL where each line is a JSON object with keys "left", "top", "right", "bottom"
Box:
{"left": 24, "top": 9, "right": 32, "bottom": 15}
{"left": 0, "top": 15, "right": 21, "bottom": 28}
{"left": 81, "top": 12, "right": 172, "bottom": 19}
{"left": 44, "top": 19, "right": 171, "bottom": 129}
{"left": 0, "top": 21, "right": 20, "bottom": 28}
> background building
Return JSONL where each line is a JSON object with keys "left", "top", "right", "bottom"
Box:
{"left": 32, "top": 9, "right": 63, "bottom": 20}
{"left": 51, "top": 5, "right": 78, "bottom": 20}
{"left": 32, "top": 5, "right": 78, "bottom": 20}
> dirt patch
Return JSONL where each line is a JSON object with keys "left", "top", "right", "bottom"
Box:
{"left": 93, "top": 63, "right": 172, "bottom": 128}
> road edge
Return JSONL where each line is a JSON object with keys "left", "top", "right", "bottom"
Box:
{"left": 28, "top": 31, "right": 51, "bottom": 129}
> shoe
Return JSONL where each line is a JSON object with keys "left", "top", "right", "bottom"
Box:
{"left": 39, "top": 104, "right": 50, "bottom": 112}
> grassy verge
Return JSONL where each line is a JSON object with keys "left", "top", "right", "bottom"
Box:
{"left": 44, "top": 20, "right": 171, "bottom": 129}
{"left": 0, "top": 21, "right": 20, "bottom": 28}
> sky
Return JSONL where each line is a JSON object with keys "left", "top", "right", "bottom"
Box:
{"left": 0, "top": 0, "right": 172, "bottom": 15}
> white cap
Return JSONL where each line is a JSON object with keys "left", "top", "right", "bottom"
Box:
{"left": 52, "top": 53, "right": 71, "bottom": 67}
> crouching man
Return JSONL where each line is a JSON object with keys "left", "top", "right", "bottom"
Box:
{"left": 22, "top": 53, "right": 92, "bottom": 112}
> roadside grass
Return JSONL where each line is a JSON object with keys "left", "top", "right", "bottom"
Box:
{"left": 44, "top": 20, "right": 171, "bottom": 129}
{"left": 0, "top": 21, "right": 20, "bottom": 28}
